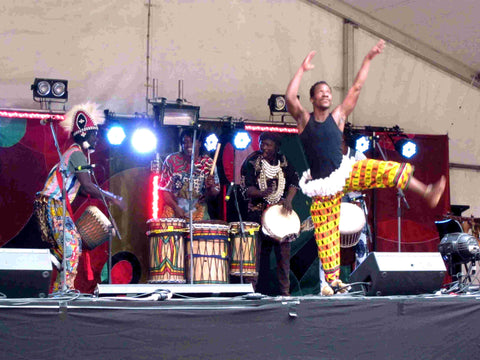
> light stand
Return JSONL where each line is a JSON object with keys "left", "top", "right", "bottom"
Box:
{"left": 374, "top": 135, "right": 410, "bottom": 253}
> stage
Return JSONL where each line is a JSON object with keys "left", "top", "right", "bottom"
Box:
{"left": 1, "top": 285, "right": 479, "bottom": 360}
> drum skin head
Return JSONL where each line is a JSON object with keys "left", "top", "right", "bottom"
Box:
{"left": 262, "top": 204, "right": 300, "bottom": 240}
{"left": 339, "top": 202, "right": 366, "bottom": 234}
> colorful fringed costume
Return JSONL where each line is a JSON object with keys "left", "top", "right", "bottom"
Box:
{"left": 299, "top": 114, "right": 413, "bottom": 283}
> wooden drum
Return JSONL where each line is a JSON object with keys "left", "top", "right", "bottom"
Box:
{"left": 185, "top": 221, "right": 230, "bottom": 284}
{"left": 147, "top": 218, "right": 187, "bottom": 283}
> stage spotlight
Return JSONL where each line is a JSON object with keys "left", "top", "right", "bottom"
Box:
{"left": 268, "top": 94, "right": 288, "bottom": 114}
{"left": 354, "top": 135, "right": 370, "bottom": 153}
{"left": 395, "top": 138, "right": 417, "bottom": 159}
{"left": 233, "top": 131, "right": 251, "bottom": 150}
{"left": 151, "top": 98, "right": 200, "bottom": 126}
{"left": 204, "top": 133, "right": 219, "bottom": 152}
{"left": 107, "top": 125, "right": 126, "bottom": 146}
{"left": 131, "top": 128, "right": 157, "bottom": 154}
{"left": 438, "top": 232, "right": 480, "bottom": 275}
{"left": 31, "top": 78, "right": 68, "bottom": 102}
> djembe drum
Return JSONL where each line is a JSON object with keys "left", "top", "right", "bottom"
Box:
{"left": 261, "top": 204, "right": 300, "bottom": 242}
{"left": 339, "top": 202, "right": 366, "bottom": 248}
{"left": 229, "top": 222, "right": 260, "bottom": 277}
{"left": 147, "top": 218, "right": 187, "bottom": 283}
{"left": 185, "top": 221, "right": 230, "bottom": 284}
{"left": 76, "top": 206, "right": 114, "bottom": 250}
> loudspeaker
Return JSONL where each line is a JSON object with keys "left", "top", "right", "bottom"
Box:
{"left": 349, "top": 252, "right": 446, "bottom": 296}
{"left": 0, "top": 248, "right": 52, "bottom": 298}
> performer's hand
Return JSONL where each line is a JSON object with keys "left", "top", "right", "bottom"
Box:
{"left": 174, "top": 205, "right": 187, "bottom": 219}
{"left": 281, "top": 199, "right": 293, "bottom": 214}
{"left": 301, "top": 51, "right": 316, "bottom": 72}
{"left": 367, "top": 39, "right": 385, "bottom": 60}
{"left": 205, "top": 175, "right": 215, "bottom": 189}
{"left": 260, "top": 186, "right": 274, "bottom": 198}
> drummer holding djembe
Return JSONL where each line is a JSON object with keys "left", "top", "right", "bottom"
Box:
{"left": 240, "top": 132, "right": 299, "bottom": 296}
{"left": 34, "top": 103, "right": 125, "bottom": 293}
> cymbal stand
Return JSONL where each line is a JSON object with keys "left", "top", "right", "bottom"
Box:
{"left": 375, "top": 139, "right": 409, "bottom": 252}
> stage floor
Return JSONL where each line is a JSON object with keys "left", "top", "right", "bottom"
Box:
{"left": 1, "top": 287, "right": 479, "bottom": 360}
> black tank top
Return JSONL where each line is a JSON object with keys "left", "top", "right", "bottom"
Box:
{"left": 299, "top": 113, "right": 343, "bottom": 179}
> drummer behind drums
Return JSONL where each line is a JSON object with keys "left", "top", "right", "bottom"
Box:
{"left": 158, "top": 128, "right": 220, "bottom": 220}
{"left": 240, "top": 132, "right": 299, "bottom": 296}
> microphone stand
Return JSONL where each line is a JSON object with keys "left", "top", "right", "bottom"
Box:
{"left": 187, "top": 126, "right": 197, "bottom": 285}
{"left": 231, "top": 183, "right": 247, "bottom": 284}
{"left": 47, "top": 121, "right": 69, "bottom": 293}
{"left": 375, "top": 137, "right": 410, "bottom": 253}
{"left": 90, "top": 171, "right": 122, "bottom": 284}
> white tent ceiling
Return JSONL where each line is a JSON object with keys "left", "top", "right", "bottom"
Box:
{"left": 341, "top": 0, "right": 480, "bottom": 74}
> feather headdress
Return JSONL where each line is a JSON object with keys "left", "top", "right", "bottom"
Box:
{"left": 61, "top": 102, "right": 105, "bottom": 137}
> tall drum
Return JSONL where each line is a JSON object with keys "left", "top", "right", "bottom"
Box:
{"left": 185, "top": 221, "right": 230, "bottom": 284}
{"left": 229, "top": 222, "right": 259, "bottom": 277}
{"left": 147, "top": 218, "right": 186, "bottom": 283}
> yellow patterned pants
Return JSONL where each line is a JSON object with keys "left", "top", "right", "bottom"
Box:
{"left": 311, "top": 159, "right": 413, "bottom": 283}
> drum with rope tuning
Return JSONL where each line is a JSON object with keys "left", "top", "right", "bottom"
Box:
{"left": 76, "top": 206, "right": 114, "bottom": 250}
{"left": 147, "top": 218, "right": 187, "bottom": 283}
{"left": 185, "top": 221, "right": 230, "bottom": 284}
{"left": 229, "top": 222, "right": 259, "bottom": 277}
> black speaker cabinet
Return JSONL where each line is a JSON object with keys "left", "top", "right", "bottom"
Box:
{"left": 349, "top": 252, "right": 446, "bottom": 296}
{"left": 0, "top": 248, "right": 52, "bottom": 298}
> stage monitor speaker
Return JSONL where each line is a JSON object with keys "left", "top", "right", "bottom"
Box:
{"left": 349, "top": 252, "right": 446, "bottom": 296}
{"left": 0, "top": 248, "right": 52, "bottom": 298}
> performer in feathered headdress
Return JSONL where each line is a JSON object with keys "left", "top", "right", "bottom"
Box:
{"left": 34, "top": 102, "right": 125, "bottom": 293}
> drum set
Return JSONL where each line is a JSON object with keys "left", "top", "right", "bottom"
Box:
{"left": 145, "top": 219, "right": 258, "bottom": 284}
{"left": 145, "top": 206, "right": 301, "bottom": 284}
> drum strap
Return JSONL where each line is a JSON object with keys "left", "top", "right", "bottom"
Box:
{"left": 55, "top": 169, "right": 75, "bottom": 219}
{"left": 55, "top": 169, "right": 94, "bottom": 281}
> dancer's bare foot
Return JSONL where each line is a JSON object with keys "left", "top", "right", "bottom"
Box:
{"left": 424, "top": 175, "right": 446, "bottom": 208}
{"left": 331, "top": 279, "right": 350, "bottom": 294}
{"left": 321, "top": 284, "right": 334, "bottom": 296}
{"left": 321, "top": 279, "right": 350, "bottom": 296}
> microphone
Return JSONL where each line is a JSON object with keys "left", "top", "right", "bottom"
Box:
{"left": 348, "top": 193, "right": 366, "bottom": 201}
{"left": 75, "top": 164, "right": 96, "bottom": 171}
{"left": 40, "top": 117, "right": 55, "bottom": 126}
{"left": 224, "top": 182, "right": 235, "bottom": 201}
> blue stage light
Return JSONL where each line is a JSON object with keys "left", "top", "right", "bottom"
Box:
{"left": 204, "top": 133, "right": 219, "bottom": 152}
{"left": 107, "top": 125, "right": 126, "bottom": 145}
{"left": 233, "top": 131, "right": 251, "bottom": 150}
{"left": 355, "top": 135, "right": 370, "bottom": 153}
{"left": 131, "top": 128, "right": 157, "bottom": 154}
{"left": 395, "top": 139, "right": 417, "bottom": 159}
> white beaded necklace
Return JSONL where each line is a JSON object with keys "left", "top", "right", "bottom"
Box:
{"left": 259, "top": 158, "right": 285, "bottom": 204}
